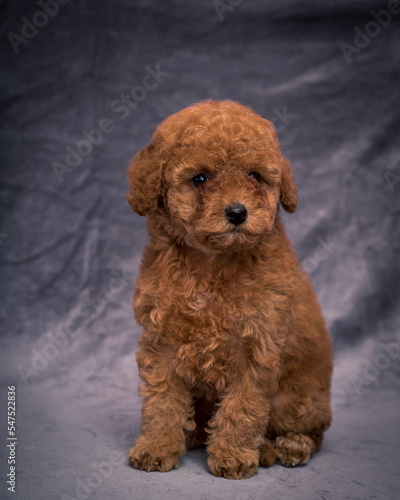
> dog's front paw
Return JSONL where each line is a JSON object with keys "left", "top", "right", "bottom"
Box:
{"left": 207, "top": 449, "right": 258, "bottom": 480}
{"left": 128, "top": 436, "right": 179, "bottom": 472}
{"left": 275, "top": 433, "right": 315, "bottom": 467}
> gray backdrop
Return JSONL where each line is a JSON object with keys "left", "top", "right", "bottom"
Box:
{"left": 1, "top": 1, "right": 399, "bottom": 499}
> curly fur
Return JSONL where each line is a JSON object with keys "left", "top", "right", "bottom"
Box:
{"left": 126, "top": 100, "right": 332, "bottom": 479}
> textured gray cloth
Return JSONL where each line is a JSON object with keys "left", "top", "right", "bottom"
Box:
{"left": 0, "top": 1, "right": 399, "bottom": 499}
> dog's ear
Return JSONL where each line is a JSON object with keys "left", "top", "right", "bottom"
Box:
{"left": 259, "top": 116, "right": 298, "bottom": 213}
{"left": 280, "top": 157, "right": 298, "bottom": 213}
{"left": 126, "top": 132, "right": 166, "bottom": 216}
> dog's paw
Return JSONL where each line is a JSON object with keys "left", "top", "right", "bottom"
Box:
{"left": 128, "top": 436, "right": 179, "bottom": 472}
{"left": 207, "top": 450, "right": 258, "bottom": 480}
{"left": 274, "top": 433, "right": 315, "bottom": 467}
{"left": 259, "top": 440, "right": 277, "bottom": 467}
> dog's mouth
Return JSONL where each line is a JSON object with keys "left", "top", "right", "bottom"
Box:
{"left": 207, "top": 230, "right": 258, "bottom": 249}
{"left": 187, "top": 220, "right": 270, "bottom": 254}
{"left": 171, "top": 202, "right": 277, "bottom": 255}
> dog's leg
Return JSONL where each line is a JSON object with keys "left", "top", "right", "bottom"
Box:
{"left": 268, "top": 377, "right": 331, "bottom": 467}
{"left": 206, "top": 376, "right": 270, "bottom": 479}
{"left": 128, "top": 353, "right": 193, "bottom": 472}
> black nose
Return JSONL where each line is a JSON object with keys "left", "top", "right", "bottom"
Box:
{"left": 225, "top": 203, "right": 247, "bottom": 226}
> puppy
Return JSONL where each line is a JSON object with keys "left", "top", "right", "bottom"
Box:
{"left": 126, "top": 100, "right": 332, "bottom": 479}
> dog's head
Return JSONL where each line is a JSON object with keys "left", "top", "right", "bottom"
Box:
{"left": 127, "top": 100, "right": 297, "bottom": 254}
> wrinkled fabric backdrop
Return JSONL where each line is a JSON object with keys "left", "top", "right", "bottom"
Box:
{"left": 0, "top": 1, "right": 399, "bottom": 499}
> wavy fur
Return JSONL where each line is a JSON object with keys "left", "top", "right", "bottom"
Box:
{"left": 127, "top": 100, "right": 332, "bottom": 479}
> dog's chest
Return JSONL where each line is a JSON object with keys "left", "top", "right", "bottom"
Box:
{"left": 137, "top": 248, "right": 290, "bottom": 391}
{"left": 169, "top": 286, "right": 277, "bottom": 390}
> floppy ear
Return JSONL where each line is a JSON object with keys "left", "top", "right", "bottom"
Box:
{"left": 258, "top": 116, "right": 298, "bottom": 213}
{"left": 280, "top": 157, "right": 298, "bottom": 213}
{"left": 126, "top": 133, "right": 166, "bottom": 216}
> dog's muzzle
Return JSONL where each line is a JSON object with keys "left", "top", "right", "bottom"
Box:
{"left": 225, "top": 203, "right": 247, "bottom": 226}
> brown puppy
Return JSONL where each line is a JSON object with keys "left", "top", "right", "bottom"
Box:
{"left": 126, "top": 100, "right": 332, "bottom": 479}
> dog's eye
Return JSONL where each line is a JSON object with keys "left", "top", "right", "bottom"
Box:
{"left": 248, "top": 171, "right": 261, "bottom": 182}
{"left": 192, "top": 173, "right": 209, "bottom": 187}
